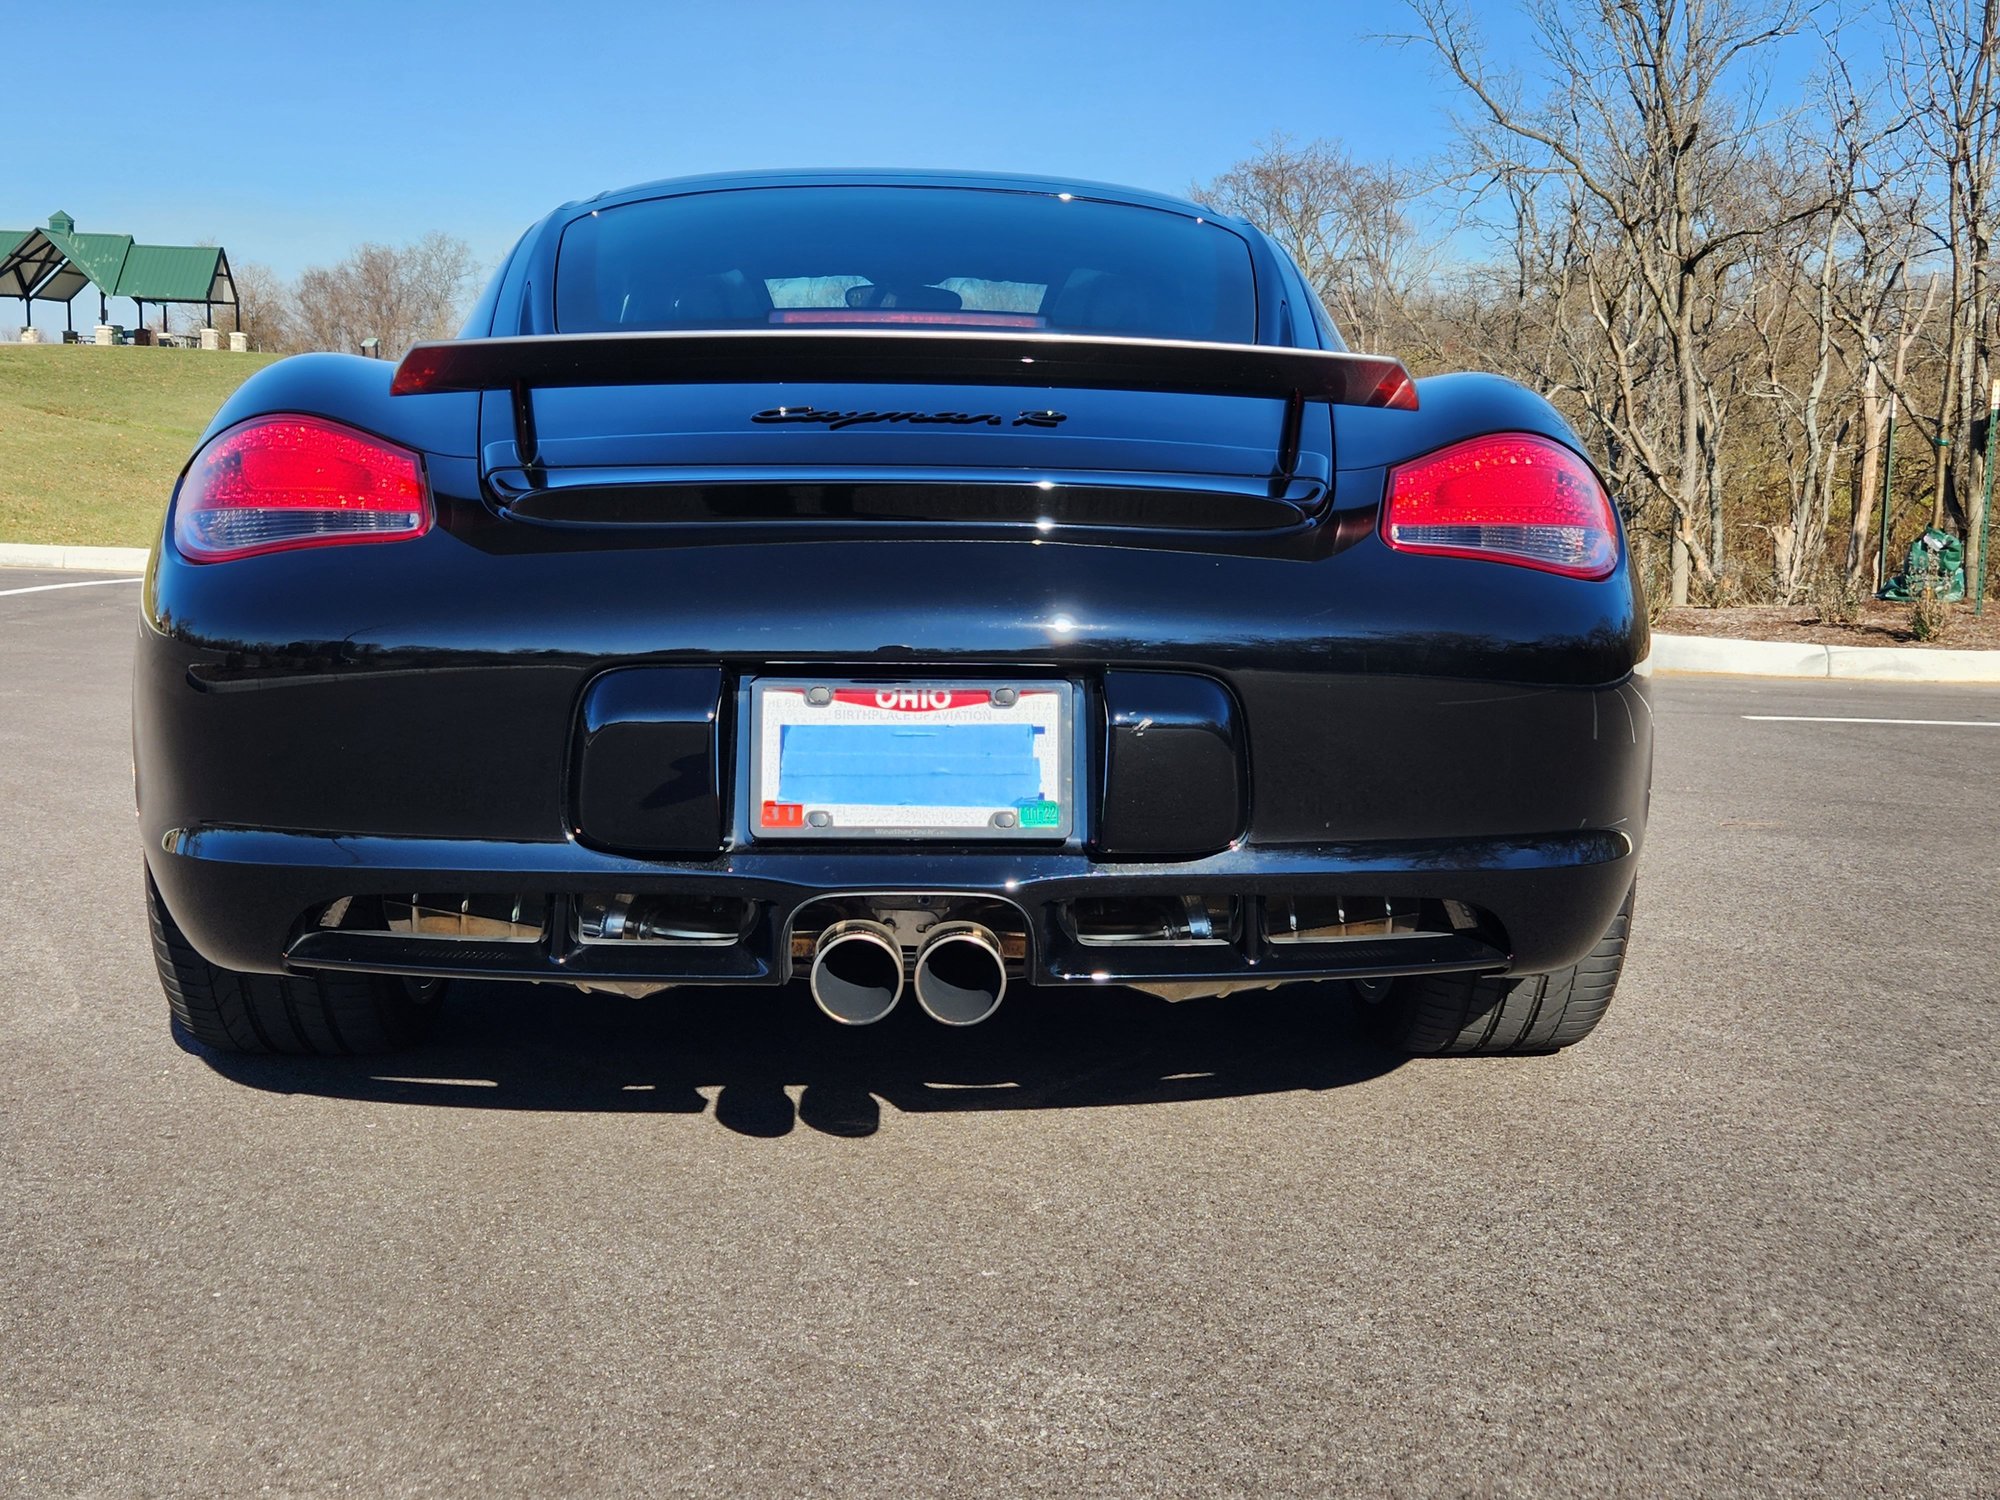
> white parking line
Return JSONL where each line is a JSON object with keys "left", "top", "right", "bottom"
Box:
{"left": 1743, "top": 714, "right": 2000, "bottom": 728}
{"left": 0, "top": 577, "right": 144, "bottom": 600}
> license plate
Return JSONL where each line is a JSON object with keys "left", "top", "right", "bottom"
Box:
{"left": 748, "top": 678, "right": 1074, "bottom": 839}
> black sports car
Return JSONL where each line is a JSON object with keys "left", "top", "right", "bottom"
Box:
{"left": 136, "top": 169, "right": 1650, "bottom": 1058}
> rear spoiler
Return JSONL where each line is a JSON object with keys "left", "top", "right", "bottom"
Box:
{"left": 390, "top": 328, "right": 1417, "bottom": 472}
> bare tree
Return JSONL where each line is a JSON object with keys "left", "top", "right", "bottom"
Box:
{"left": 1896, "top": 0, "right": 1999, "bottom": 594}
{"left": 1750, "top": 204, "right": 1851, "bottom": 601}
{"left": 1836, "top": 218, "right": 1939, "bottom": 588}
{"left": 1401, "top": 0, "right": 1835, "bottom": 605}
{"left": 225, "top": 262, "right": 297, "bottom": 353}
{"left": 1172, "top": 7, "right": 1994, "bottom": 611}
{"left": 1193, "top": 134, "right": 1441, "bottom": 357}
{"left": 1739, "top": 64, "right": 1902, "bottom": 601}
{"left": 287, "top": 233, "right": 478, "bottom": 359}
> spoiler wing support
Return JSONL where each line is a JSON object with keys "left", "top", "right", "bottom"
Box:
{"left": 390, "top": 328, "right": 1419, "bottom": 475}
{"left": 510, "top": 379, "right": 539, "bottom": 469}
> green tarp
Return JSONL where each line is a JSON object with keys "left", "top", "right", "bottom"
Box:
{"left": 1882, "top": 527, "right": 1966, "bottom": 603}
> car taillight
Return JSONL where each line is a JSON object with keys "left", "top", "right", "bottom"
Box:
{"left": 1381, "top": 433, "right": 1618, "bottom": 579}
{"left": 173, "top": 415, "right": 431, "bottom": 562}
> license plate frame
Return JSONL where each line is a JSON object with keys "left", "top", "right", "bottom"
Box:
{"left": 745, "top": 677, "right": 1076, "bottom": 841}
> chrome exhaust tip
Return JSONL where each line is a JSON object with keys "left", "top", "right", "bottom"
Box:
{"left": 808, "top": 920, "right": 905, "bottom": 1025}
{"left": 912, "top": 922, "right": 1007, "bottom": 1026}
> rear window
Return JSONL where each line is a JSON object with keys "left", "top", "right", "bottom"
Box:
{"left": 555, "top": 186, "right": 1257, "bottom": 343}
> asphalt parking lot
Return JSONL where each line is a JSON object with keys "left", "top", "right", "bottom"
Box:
{"left": 3, "top": 565, "right": 1997, "bottom": 1497}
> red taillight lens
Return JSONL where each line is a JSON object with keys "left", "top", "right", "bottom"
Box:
{"left": 173, "top": 415, "right": 431, "bottom": 562}
{"left": 1381, "top": 433, "right": 1618, "bottom": 579}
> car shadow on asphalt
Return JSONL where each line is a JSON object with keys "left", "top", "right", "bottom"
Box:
{"left": 181, "top": 980, "right": 1408, "bottom": 1137}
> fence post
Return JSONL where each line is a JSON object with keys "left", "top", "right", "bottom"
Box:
{"left": 1878, "top": 409, "right": 1896, "bottom": 596}
{"left": 1979, "top": 379, "right": 1999, "bottom": 616}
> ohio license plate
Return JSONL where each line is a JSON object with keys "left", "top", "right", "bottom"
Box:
{"left": 748, "top": 678, "right": 1073, "bottom": 839}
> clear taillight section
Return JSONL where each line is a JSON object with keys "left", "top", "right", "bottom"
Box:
{"left": 173, "top": 415, "right": 430, "bottom": 562}
{"left": 1381, "top": 433, "right": 1618, "bottom": 579}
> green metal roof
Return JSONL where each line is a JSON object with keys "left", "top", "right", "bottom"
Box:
{"left": 44, "top": 231, "right": 134, "bottom": 296}
{"left": 0, "top": 230, "right": 29, "bottom": 295}
{"left": 0, "top": 228, "right": 70, "bottom": 298}
{"left": 115, "top": 242, "right": 228, "bottom": 301}
{"left": 0, "top": 213, "right": 234, "bottom": 305}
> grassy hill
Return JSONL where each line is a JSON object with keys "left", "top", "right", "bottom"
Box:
{"left": 0, "top": 343, "right": 281, "bottom": 546}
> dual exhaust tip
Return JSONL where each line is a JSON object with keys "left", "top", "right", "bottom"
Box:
{"left": 809, "top": 920, "right": 1006, "bottom": 1027}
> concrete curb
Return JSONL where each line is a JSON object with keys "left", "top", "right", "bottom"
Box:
{"left": 1654, "top": 631, "right": 2000, "bottom": 683}
{"left": 0, "top": 543, "right": 149, "bottom": 573}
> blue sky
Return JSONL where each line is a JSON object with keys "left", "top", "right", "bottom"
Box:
{"left": 8, "top": 2, "right": 1525, "bottom": 282}
{"left": 7, "top": 0, "right": 1832, "bottom": 330}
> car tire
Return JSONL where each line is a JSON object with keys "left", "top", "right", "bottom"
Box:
{"left": 1363, "top": 883, "right": 1634, "bottom": 1055}
{"left": 147, "top": 872, "right": 438, "bottom": 1055}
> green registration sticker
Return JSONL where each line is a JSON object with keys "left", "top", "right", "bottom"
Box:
{"left": 1018, "top": 800, "right": 1061, "bottom": 828}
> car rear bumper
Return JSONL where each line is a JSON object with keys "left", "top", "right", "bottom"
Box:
{"left": 135, "top": 514, "right": 1652, "bottom": 989}
{"left": 143, "top": 823, "right": 1638, "bottom": 988}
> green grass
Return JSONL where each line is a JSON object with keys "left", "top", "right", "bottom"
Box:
{"left": 0, "top": 344, "right": 281, "bottom": 546}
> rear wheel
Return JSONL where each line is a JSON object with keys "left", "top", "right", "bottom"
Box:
{"left": 1363, "top": 884, "right": 1634, "bottom": 1055}
{"left": 147, "top": 873, "right": 439, "bottom": 1055}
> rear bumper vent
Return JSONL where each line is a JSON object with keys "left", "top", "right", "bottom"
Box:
{"left": 577, "top": 893, "right": 754, "bottom": 945}
{"left": 290, "top": 888, "right": 1507, "bottom": 993}
{"left": 376, "top": 894, "right": 546, "bottom": 943}
{"left": 1069, "top": 895, "right": 1239, "bottom": 947}
{"left": 322, "top": 892, "right": 755, "bottom": 947}
{"left": 1264, "top": 895, "right": 1423, "bottom": 944}
{"left": 1064, "top": 894, "right": 1461, "bottom": 949}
